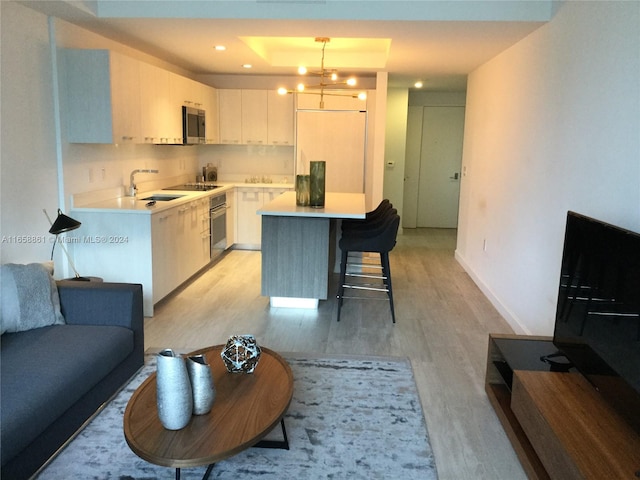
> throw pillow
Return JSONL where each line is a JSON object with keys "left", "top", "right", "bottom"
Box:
{"left": 1, "top": 262, "right": 65, "bottom": 334}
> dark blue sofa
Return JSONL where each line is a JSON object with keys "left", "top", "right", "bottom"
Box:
{"left": 1, "top": 281, "right": 144, "bottom": 479}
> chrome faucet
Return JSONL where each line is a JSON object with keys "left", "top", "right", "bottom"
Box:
{"left": 128, "top": 169, "right": 159, "bottom": 196}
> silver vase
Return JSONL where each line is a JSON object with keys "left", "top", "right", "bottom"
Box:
{"left": 156, "top": 349, "right": 193, "bottom": 430}
{"left": 187, "top": 354, "right": 216, "bottom": 415}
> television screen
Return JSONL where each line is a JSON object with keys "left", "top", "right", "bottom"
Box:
{"left": 553, "top": 211, "right": 640, "bottom": 434}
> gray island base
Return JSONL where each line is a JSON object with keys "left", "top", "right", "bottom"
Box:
{"left": 258, "top": 191, "right": 366, "bottom": 308}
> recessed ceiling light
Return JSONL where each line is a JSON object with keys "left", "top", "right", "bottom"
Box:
{"left": 414, "top": 81, "right": 423, "bottom": 88}
{"left": 214, "top": 45, "right": 226, "bottom": 51}
{"left": 242, "top": 64, "right": 252, "bottom": 69}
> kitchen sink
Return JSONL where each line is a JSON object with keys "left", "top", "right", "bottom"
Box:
{"left": 141, "top": 194, "right": 186, "bottom": 201}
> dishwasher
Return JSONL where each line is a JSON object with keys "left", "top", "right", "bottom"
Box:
{"left": 210, "top": 193, "right": 227, "bottom": 260}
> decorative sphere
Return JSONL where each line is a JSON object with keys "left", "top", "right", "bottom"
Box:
{"left": 221, "top": 335, "right": 261, "bottom": 373}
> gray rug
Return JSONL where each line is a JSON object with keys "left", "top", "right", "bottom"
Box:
{"left": 37, "top": 353, "right": 437, "bottom": 479}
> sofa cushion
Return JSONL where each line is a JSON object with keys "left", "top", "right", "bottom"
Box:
{"left": 0, "top": 324, "right": 134, "bottom": 465}
{"left": 1, "top": 262, "right": 65, "bottom": 334}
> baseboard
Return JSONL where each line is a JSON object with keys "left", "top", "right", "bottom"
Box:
{"left": 454, "top": 249, "right": 531, "bottom": 335}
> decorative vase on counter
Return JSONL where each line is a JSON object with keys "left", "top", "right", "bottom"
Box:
{"left": 296, "top": 174, "right": 310, "bottom": 206}
{"left": 309, "top": 161, "right": 326, "bottom": 208}
{"left": 156, "top": 349, "right": 193, "bottom": 430}
{"left": 186, "top": 354, "right": 216, "bottom": 415}
{"left": 221, "top": 335, "right": 262, "bottom": 374}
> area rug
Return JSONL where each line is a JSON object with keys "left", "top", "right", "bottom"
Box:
{"left": 37, "top": 353, "right": 437, "bottom": 479}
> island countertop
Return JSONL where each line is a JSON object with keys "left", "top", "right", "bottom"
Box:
{"left": 258, "top": 191, "right": 366, "bottom": 219}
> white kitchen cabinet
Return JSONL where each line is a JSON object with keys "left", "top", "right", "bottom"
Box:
{"left": 64, "top": 49, "right": 217, "bottom": 145}
{"left": 151, "top": 205, "right": 181, "bottom": 303}
{"left": 235, "top": 186, "right": 291, "bottom": 249}
{"left": 139, "top": 62, "right": 181, "bottom": 144}
{"left": 218, "top": 89, "right": 242, "bottom": 144}
{"left": 63, "top": 49, "right": 141, "bottom": 144}
{"left": 235, "top": 187, "right": 263, "bottom": 249}
{"left": 171, "top": 73, "right": 204, "bottom": 110}
{"left": 154, "top": 198, "right": 214, "bottom": 301}
{"left": 241, "top": 89, "right": 268, "bottom": 145}
{"left": 267, "top": 91, "right": 294, "bottom": 146}
{"left": 218, "top": 89, "right": 295, "bottom": 146}
{"left": 203, "top": 86, "right": 219, "bottom": 144}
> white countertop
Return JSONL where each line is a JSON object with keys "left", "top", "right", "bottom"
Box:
{"left": 71, "top": 182, "right": 292, "bottom": 215}
{"left": 258, "top": 191, "right": 366, "bottom": 219}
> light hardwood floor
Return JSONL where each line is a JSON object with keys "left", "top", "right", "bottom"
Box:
{"left": 145, "top": 228, "right": 527, "bottom": 479}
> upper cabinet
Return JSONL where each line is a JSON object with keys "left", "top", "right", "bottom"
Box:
{"left": 241, "top": 89, "right": 268, "bottom": 145}
{"left": 63, "top": 49, "right": 142, "bottom": 144}
{"left": 267, "top": 91, "right": 294, "bottom": 146}
{"left": 218, "top": 89, "right": 294, "bottom": 146}
{"left": 218, "top": 89, "right": 242, "bottom": 145}
{"left": 139, "top": 62, "right": 180, "bottom": 144}
{"left": 62, "top": 49, "right": 295, "bottom": 147}
{"left": 62, "top": 49, "right": 217, "bottom": 145}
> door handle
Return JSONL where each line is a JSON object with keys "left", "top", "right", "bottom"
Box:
{"left": 449, "top": 173, "right": 459, "bottom": 180}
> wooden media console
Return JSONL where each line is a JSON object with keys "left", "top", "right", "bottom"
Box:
{"left": 485, "top": 334, "right": 640, "bottom": 480}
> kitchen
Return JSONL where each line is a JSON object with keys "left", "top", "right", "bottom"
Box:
{"left": 59, "top": 31, "right": 382, "bottom": 315}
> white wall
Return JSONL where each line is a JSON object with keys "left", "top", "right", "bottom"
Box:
{"left": 0, "top": 2, "right": 59, "bottom": 264}
{"left": 456, "top": 0, "right": 640, "bottom": 335}
{"left": 383, "top": 88, "right": 409, "bottom": 220}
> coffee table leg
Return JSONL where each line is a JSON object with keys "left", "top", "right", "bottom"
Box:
{"left": 254, "top": 418, "right": 290, "bottom": 450}
{"left": 175, "top": 463, "right": 215, "bottom": 480}
{"left": 202, "top": 463, "right": 215, "bottom": 479}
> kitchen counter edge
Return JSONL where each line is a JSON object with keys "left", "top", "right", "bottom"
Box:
{"left": 71, "top": 183, "right": 293, "bottom": 215}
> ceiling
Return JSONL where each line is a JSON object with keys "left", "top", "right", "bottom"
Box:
{"left": 20, "top": 0, "right": 555, "bottom": 91}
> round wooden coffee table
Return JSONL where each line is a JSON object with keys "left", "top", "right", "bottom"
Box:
{"left": 123, "top": 345, "right": 293, "bottom": 479}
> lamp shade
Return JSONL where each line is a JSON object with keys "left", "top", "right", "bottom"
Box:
{"left": 48, "top": 209, "right": 81, "bottom": 235}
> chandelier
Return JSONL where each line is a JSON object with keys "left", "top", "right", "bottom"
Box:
{"left": 277, "top": 37, "right": 367, "bottom": 109}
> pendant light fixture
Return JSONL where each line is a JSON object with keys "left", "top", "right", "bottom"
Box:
{"left": 277, "top": 37, "right": 367, "bottom": 109}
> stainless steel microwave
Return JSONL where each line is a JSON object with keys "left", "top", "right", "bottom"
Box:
{"left": 182, "top": 106, "right": 205, "bottom": 144}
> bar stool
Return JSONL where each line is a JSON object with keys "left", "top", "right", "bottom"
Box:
{"left": 341, "top": 199, "right": 393, "bottom": 233}
{"left": 336, "top": 212, "right": 400, "bottom": 323}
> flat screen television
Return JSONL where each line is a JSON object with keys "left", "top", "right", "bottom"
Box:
{"left": 553, "top": 211, "right": 640, "bottom": 434}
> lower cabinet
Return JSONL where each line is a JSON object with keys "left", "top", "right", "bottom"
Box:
{"left": 235, "top": 188, "right": 263, "bottom": 249}
{"left": 235, "top": 186, "right": 291, "bottom": 249}
{"left": 151, "top": 205, "right": 179, "bottom": 303}
{"left": 152, "top": 199, "right": 211, "bottom": 304}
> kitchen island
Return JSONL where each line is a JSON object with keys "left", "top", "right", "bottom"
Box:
{"left": 258, "top": 191, "right": 366, "bottom": 308}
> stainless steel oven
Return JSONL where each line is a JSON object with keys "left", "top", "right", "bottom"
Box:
{"left": 210, "top": 193, "right": 226, "bottom": 260}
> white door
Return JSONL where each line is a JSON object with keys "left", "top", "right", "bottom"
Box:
{"left": 405, "top": 106, "right": 464, "bottom": 228}
{"left": 296, "top": 110, "right": 366, "bottom": 193}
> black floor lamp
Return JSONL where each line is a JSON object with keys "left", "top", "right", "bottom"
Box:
{"left": 44, "top": 208, "right": 89, "bottom": 281}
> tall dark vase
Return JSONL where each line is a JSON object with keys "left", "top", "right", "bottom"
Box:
{"left": 309, "top": 161, "right": 326, "bottom": 208}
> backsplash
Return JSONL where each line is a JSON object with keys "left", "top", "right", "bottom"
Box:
{"left": 198, "top": 144, "right": 294, "bottom": 183}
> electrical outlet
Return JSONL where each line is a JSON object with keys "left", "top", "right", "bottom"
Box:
{"left": 101, "top": 168, "right": 106, "bottom": 181}
{"left": 483, "top": 239, "right": 488, "bottom": 252}
{"left": 88, "top": 168, "right": 94, "bottom": 183}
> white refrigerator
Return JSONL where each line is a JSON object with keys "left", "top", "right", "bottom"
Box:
{"left": 295, "top": 110, "right": 367, "bottom": 194}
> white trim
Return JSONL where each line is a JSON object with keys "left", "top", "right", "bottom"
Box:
{"left": 454, "top": 249, "right": 531, "bottom": 335}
